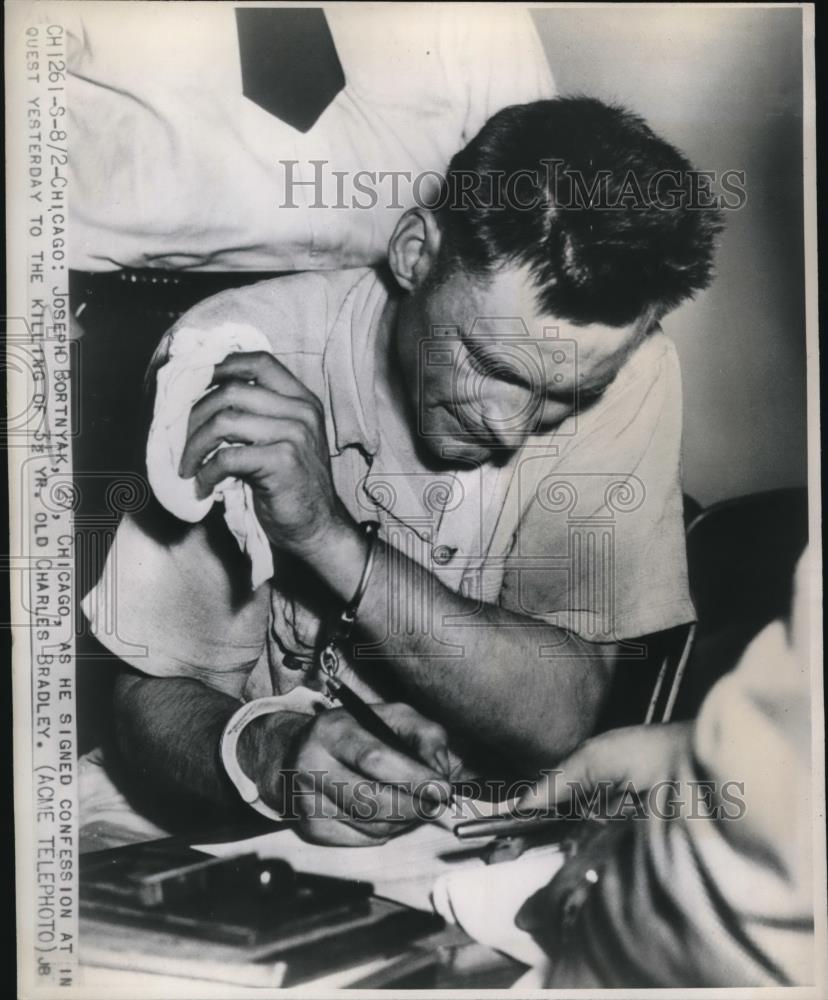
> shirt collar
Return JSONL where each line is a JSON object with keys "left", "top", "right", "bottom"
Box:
{"left": 321, "top": 268, "right": 389, "bottom": 458}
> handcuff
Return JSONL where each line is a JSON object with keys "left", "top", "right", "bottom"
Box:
{"left": 221, "top": 521, "right": 380, "bottom": 817}
{"left": 317, "top": 519, "right": 381, "bottom": 698}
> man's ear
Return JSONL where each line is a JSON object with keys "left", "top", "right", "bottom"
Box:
{"left": 388, "top": 208, "right": 442, "bottom": 292}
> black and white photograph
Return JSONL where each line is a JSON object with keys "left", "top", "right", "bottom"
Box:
{"left": 6, "top": 1, "right": 825, "bottom": 995}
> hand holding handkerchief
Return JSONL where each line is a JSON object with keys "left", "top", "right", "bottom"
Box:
{"left": 146, "top": 323, "right": 275, "bottom": 588}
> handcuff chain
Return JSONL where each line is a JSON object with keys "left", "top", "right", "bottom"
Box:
{"left": 316, "top": 520, "right": 380, "bottom": 685}
{"left": 320, "top": 643, "right": 340, "bottom": 679}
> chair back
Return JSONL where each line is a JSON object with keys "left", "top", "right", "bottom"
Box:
{"left": 663, "top": 487, "right": 808, "bottom": 721}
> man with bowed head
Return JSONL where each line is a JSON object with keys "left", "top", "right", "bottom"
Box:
{"left": 82, "top": 97, "right": 722, "bottom": 848}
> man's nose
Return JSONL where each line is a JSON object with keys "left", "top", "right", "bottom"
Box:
{"left": 480, "top": 395, "right": 534, "bottom": 449}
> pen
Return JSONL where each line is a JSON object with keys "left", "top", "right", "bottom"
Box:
{"left": 453, "top": 812, "right": 580, "bottom": 841}
{"left": 326, "top": 675, "right": 455, "bottom": 805}
{"left": 326, "top": 676, "right": 416, "bottom": 758}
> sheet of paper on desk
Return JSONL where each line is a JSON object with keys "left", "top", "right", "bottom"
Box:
{"left": 191, "top": 797, "right": 514, "bottom": 912}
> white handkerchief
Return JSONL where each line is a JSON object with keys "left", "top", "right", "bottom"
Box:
{"left": 146, "top": 323, "right": 274, "bottom": 588}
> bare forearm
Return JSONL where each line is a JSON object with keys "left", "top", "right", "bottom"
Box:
{"left": 113, "top": 672, "right": 243, "bottom": 810}
{"left": 112, "top": 672, "right": 305, "bottom": 813}
{"left": 302, "top": 525, "right": 614, "bottom": 766}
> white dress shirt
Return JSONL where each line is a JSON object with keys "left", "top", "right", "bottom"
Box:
{"left": 55, "top": 3, "right": 554, "bottom": 271}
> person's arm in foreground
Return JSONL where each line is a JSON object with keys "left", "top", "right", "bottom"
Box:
{"left": 514, "top": 550, "right": 814, "bottom": 987}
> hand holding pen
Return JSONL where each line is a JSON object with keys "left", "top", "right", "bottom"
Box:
{"left": 285, "top": 695, "right": 457, "bottom": 846}
{"left": 275, "top": 519, "right": 457, "bottom": 845}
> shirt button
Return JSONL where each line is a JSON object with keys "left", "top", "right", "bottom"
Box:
{"left": 432, "top": 545, "right": 457, "bottom": 565}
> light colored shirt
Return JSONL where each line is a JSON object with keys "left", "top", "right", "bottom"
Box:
{"left": 683, "top": 548, "right": 814, "bottom": 984}
{"left": 83, "top": 268, "right": 695, "bottom": 709}
{"left": 57, "top": 3, "right": 554, "bottom": 271}
{"left": 530, "top": 549, "right": 815, "bottom": 988}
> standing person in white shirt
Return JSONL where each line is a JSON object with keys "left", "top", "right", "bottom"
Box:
{"left": 63, "top": 4, "right": 554, "bottom": 272}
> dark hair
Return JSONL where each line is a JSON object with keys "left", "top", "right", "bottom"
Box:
{"left": 433, "top": 97, "right": 724, "bottom": 327}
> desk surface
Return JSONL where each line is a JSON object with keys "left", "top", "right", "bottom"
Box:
{"left": 79, "top": 827, "right": 528, "bottom": 990}
{"left": 80, "top": 914, "right": 525, "bottom": 990}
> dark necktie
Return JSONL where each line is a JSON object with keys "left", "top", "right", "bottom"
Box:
{"left": 235, "top": 8, "right": 346, "bottom": 133}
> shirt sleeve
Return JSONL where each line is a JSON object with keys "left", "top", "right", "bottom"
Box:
{"left": 684, "top": 548, "right": 814, "bottom": 983}
{"left": 499, "top": 335, "right": 696, "bottom": 643}
{"left": 80, "top": 274, "right": 343, "bottom": 697}
{"left": 525, "top": 548, "right": 813, "bottom": 988}
{"left": 81, "top": 507, "right": 270, "bottom": 698}
{"left": 458, "top": 8, "right": 556, "bottom": 143}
